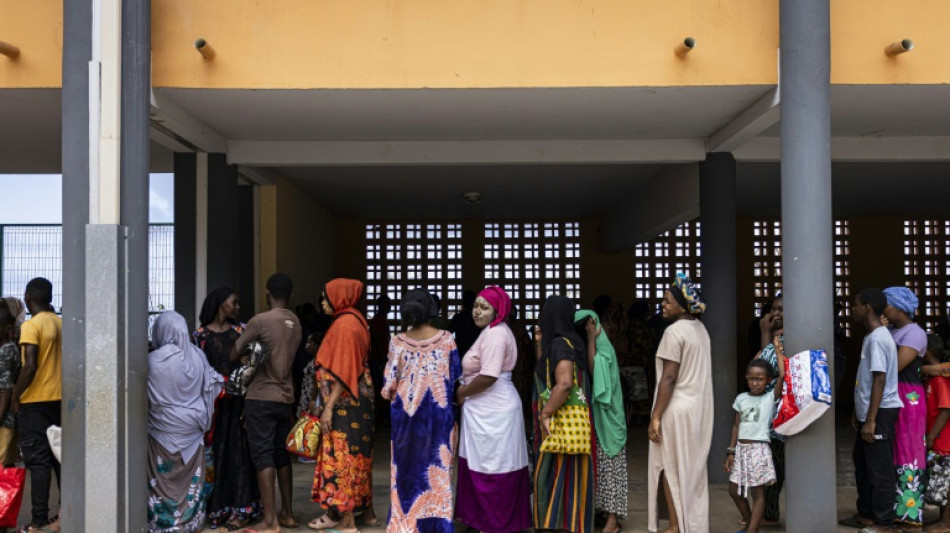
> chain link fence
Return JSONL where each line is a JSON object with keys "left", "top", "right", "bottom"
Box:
{"left": 0, "top": 224, "right": 174, "bottom": 314}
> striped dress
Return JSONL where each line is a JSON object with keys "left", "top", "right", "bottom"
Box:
{"left": 532, "top": 345, "right": 594, "bottom": 533}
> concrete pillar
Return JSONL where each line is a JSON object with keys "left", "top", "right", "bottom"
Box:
{"left": 174, "top": 153, "right": 198, "bottom": 328}
{"left": 699, "top": 153, "right": 738, "bottom": 483}
{"left": 60, "top": 0, "right": 91, "bottom": 527}
{"left": 780, "top": 0, "right": 837, "bottom": 531}
{"left": 206, "top": 153, "right": 240, "bottom": 292}
{"left": 175, "top": 153, "right": 242, "bottom": 327}
{"left": 62, "top": 0, "right": 150, "bottom": 530}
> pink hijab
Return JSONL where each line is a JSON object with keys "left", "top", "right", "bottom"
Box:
{"left": 478, "top": 286, "right": 511, "bottom": 328}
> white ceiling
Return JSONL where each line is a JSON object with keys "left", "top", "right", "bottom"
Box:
{"left": 760, "top": 85, "right": 950, "bottom": 137}
{"left": 279, "top": 164, "right": 666, "bottom": 220}
{"left": 161, "top": 86, "right": 772, "bottom": 141}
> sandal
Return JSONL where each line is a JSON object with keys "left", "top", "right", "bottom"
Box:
{"left": 309, "top": 515, "right": 340, "bottom": 530}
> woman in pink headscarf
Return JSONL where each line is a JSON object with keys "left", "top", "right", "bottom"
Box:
{"left": 455, "top": 286, "right": 532, "bottom": 533}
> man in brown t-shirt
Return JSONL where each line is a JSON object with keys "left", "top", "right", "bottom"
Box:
{"left": 232, "top": 273, "right": 302, "bottom": 532}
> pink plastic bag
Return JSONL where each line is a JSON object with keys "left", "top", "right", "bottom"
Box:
{"left": 0, "top": 466, "right": 26, "bottom": 528}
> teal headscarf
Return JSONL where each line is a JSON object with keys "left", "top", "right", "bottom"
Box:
{"left": 575, "top": 309, "right": 627, "bottom": 456}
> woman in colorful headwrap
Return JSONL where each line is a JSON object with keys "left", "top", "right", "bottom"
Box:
{"left": 883, "top": 286, "right": 929, "bottom": 526}
{"left": 381, "top": 288, "right": 461, "bottom": 533}
{"left": 310, "top": 279, "right": 378, "bottom": 533}
{"left": 532, "top": 295, "right": 594, "bottom": 533}
{"left": 147, "top": 311, "right": 224, "bottom": 533}
{"left": 455, "top": 286, "right": 532, "bottom": 533}
{"left": 647, "top": 273, "right": 712, "bottom": 533}
{"left": 191, "top": 287, "right": 262, "bottom": 529}
{"left": 575, "top": 309, "right": 628, "bottom": 533}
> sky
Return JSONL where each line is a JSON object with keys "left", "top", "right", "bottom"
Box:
{"left": 0, "top": 173, "right": 174, "bottom": 224}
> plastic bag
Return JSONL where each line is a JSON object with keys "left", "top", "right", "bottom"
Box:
{"left": 773, "top": 349, "right": 832, "bottom": 436}
{"left": 47, "top": 425, "right": 62, "bottom": 463}
{"left": 285, "top": 413, "right": 321, "bottom": 459}
{"left": 0, "top": 466, "right": 26, "bottom": 527}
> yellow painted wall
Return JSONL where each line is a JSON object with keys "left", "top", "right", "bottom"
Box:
{"left": 831, "top": 0, "right": 950, "bottom": 85}
{"left": 258, "top": 184, "right": 278, "bottom": 312}
{"left": 274, "top": 177, "right": 338, "bottom": 308}
{"left": 0, "top": 0, "right": 62, "bottom": 88}
{"left": 5, "top": 1, "right": 950, "bottom": 89}
{"left": 151, "top": 0, "right": 779, "bottom": 89}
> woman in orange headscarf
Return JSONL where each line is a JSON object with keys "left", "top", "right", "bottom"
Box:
{"left": 309, "top": 279, "right": 377, "bottom": 533}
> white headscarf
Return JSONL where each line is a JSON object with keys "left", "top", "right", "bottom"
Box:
{"left": 148, "top": 311, "right": 223, "bottom": 462}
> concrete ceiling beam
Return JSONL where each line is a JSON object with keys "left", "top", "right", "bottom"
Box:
{"left": 734, "top": 136, "right": 950, "bottom": 162}
{"left": 707, "top": 87, "right": 780, "bottom": 153}
{"left": 599, "top": 163, "right": 700, "bottom": 253}
{"left": 226, "top": 139, "right": 707, "bottom": 166}
{"left": 149, "top": 89, "right": 228, "bottom": 153}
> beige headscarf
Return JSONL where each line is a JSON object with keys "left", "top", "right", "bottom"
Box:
{"left": 2, "top": 298, "right": 25, "bottom": 326}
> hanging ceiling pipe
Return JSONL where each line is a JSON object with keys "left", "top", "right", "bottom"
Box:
{"left": 885, "top": 39, "right": 914, "bottom": 56}
{"left": 0, "top": 40, "right": 20, "bottom": 59}
{"left": 195, "top": 38, "right": 215, "bottom": 60}
{"left": 674, "top": 37, "right": 696, "bottom": 58}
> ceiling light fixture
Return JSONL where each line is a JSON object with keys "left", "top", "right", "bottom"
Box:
{"left": 462, "top": 192, "right": 482, "bottom": 205}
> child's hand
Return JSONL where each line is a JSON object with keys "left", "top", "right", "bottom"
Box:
{"left": 723, "top": 455, "right": 734, "bottom": 473}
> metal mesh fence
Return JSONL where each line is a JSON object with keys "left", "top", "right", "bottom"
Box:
{"left": 0, "top": 224, "right": 174, "bottom": 314}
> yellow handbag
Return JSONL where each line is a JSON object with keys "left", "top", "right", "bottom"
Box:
{"left": 539, "top": 338, "right": 592, "bottom": 455}
{"left": 285, "top": 412, "right": 321, "bottom": 459}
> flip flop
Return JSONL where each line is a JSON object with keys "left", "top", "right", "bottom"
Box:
{"left": 360, "top": 518, "right": 382, "bottom": 527}
{"left": 325, "top": 528, "right": 360, "bottom": 533}
{"left": 839, "top": 515, "right": 873, "bottom": 529}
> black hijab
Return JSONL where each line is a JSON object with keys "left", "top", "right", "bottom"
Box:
{"left": 400, "top": 288, "right": 441, "bottom": 327}
{"left": 198, "top": 287, "right": 235, "bottom": 327}
{"left": 540, "top": 295, "right": 584, "bottom": 362}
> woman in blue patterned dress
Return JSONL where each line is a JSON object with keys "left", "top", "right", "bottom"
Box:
{"left": 381, "top": 289, "right": 461, "bottom": 533}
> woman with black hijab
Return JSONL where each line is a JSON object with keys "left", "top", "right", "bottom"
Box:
{"left": 192, "top": 287, "right": 261, "bottom": 530}
{"left": 532, "top": 295, "right": 594, "bottom": 533}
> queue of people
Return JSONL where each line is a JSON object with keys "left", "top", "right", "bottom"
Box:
{"left": 10, "top": 269, "right": 950, "bottom": 533}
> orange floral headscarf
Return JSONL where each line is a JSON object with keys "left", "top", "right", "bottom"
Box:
{"left": 316, "top": 279, "right": 370, "bottom": 396}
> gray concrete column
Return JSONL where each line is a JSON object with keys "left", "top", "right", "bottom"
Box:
{"left": 175, "top": 153, "right": 243, "bottom": 328}
{"left": 699, "top": 153, "right": 738, "bottom": 483}
{"left": 206, "top": 153, "right": 240, "bottom": 292}
{"left": 60, "top": 0, "right": 91, "bottom": 527}
{"left": 780, "top": 0, "right": 837, "bottom": 531}
{"left": 174, "top": 153, "right": 198, "bottom": 328}
{"left": 62, "top": 0, "right": 150, "bottom": 530}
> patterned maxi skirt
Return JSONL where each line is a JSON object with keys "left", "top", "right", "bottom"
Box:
{"left": 312, "top": 367, "right": 375, "bottom": 513}
{"left": 147, "top": 436, "right": 207, "bottom": 533}
{"left": 595, "top": 441, "right": 628, "bottom": 519}
{"left": 894, "top": 379, "right": 926, "bottom": 525}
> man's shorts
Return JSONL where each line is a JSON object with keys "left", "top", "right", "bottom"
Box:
{"left": 244, "top": 399, "right": 294, "bottom": 472}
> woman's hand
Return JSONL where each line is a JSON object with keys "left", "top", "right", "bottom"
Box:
{"left": 320, "top": 406, "right": 334, "bottom": 435}
{"left": 648, "top": 417, "right": 662, "bottom": 443}
{"left": 381, "top": 387, "right": 391, "bottom": 401}
{"left": 585, "top": 317, "right": 601, "bottom": 340}
{"left": 723, "top": 455, "right": 734, "bottom": 474}
{"left": 540, "top": 411, "right": 553, "bottom": 440}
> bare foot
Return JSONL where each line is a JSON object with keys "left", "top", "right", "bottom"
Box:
{"left": 243, "top": 526, "right": 281, "bottom": 533}
{"left": 658, "top": 527, "right": 679, "bottom": 533}
{"left": 278, "top": 512, "right": 300, "bottom": 529}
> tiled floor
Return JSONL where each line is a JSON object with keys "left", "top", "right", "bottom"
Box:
{"left": 14, "top": 420, "right": 921, "bottom": 532}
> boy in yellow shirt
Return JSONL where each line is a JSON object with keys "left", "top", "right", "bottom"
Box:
{"left": 12, "top": 278, "right": 62, "bottom": 532}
